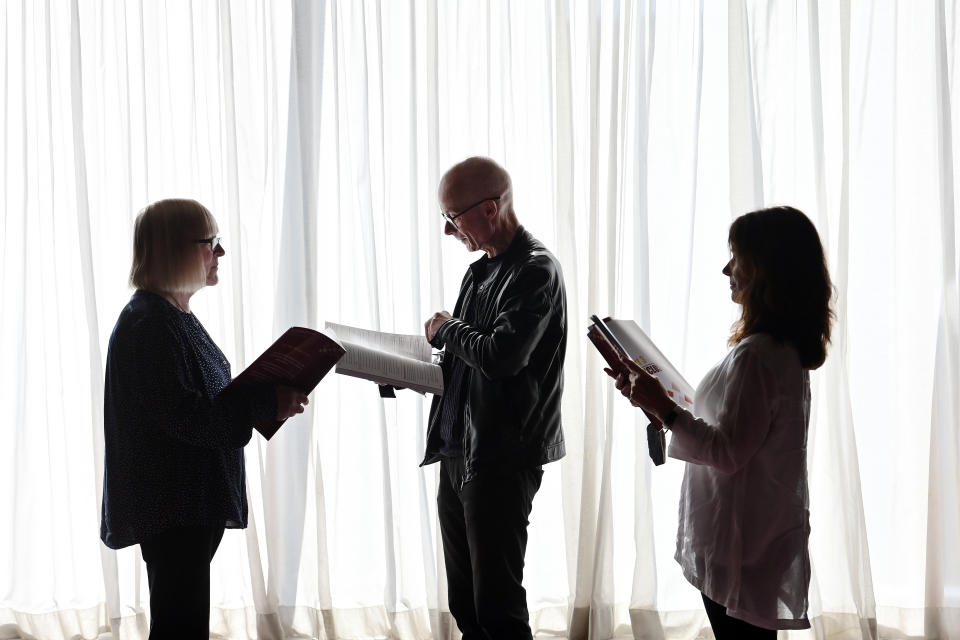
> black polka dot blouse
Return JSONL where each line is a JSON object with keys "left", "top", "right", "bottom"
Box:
{"left": 100, "top": 289, "right": 275, "bottom": 550}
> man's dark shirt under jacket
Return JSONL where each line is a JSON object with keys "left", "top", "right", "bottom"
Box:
{"left": 423, "top": 226, "right": 567, "bottom": 482}
{"left": 435, "top": 252, "right": 500, "bottom": 457}
{"left": 100, "top": 290, "right": 274, "bottom": 550}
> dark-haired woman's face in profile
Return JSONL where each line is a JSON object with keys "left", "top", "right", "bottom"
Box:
{"left": 722, "top": 254, "right": 751, "bottom": 303}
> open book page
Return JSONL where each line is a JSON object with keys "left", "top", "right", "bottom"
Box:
{"left": 589, "top": 317, "right": 695, "bottom": 410}
{"left": 325, "top": 322, "right": 443, "bottom": 395}
{"left": 325, "top": 322, "right": 431, "bottom": 361}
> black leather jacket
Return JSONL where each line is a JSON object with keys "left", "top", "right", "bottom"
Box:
{"left": 421, "top": 227, "right": 567, "bottom": 483}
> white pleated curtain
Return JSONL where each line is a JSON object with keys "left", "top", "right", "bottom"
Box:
{"left": 1, "top": 1, "right": 958, "bottom": 639}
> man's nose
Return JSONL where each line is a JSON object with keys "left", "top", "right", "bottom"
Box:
{"left": 444, "top": 221, "right": 457, "bottom": 235}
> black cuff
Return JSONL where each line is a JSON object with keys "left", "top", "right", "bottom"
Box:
{"left": 663, "top": 406, "right": 679, "bottom": 428}
{"left": 249, "top": 385, "right": 278, "bottom": 423}
{"left": 430, "top": 319, "right": 454, "bottom": 348}
{"left": 378, "top": 384, "right": 396, "bottom": 398}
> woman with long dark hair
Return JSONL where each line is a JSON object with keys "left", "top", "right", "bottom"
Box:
{"left": 607, "top": 206, "right": 834, "bottom": 638}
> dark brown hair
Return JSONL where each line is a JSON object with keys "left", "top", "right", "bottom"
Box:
{"left": 728, "top": 206, "right": 834, "bottom": 369}
{"left": 129, "top": 199, "right": 217, "bottom": 293}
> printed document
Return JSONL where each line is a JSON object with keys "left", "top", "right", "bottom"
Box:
{"left": 325, "top": 322, "right": 444, "bottom": 395}
{"left": 588, "top": 316, "right": 694, "bottom": 410}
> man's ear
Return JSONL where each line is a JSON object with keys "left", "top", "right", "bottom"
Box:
{"left": 483, "top": 198, "right": 499, "bottom": 220}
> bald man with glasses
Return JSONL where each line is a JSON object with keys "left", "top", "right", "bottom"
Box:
{"left": 422, "top": 156, "right": 567, "bottom": 639}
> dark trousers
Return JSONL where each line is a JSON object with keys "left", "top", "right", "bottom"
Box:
{"left": 702, "top": 593, "right": 777, "bottom": 640}
{"left": 438, "top": 457, "right": 544, "bottom": 640}
{"left": 139, "top": 525, "right": 225, "bottom": 640}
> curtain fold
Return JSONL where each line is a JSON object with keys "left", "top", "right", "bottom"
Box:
{"left": 926, "top": 2, "right": 960, "bottom": 638}
{"left": 1, "top": 1, "right": 957, "bottom": 639}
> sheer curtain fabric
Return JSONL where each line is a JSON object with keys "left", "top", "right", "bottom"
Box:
{"left": 1, "top": 1, "right": 958, "bottom": 639}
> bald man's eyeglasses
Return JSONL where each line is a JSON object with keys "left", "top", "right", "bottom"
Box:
{"left": 441, "top": 196, "right": 500, "bottom": 228}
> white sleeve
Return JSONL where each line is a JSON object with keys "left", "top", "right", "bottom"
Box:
{"left": 667, "top": 343, "right": 777, "bottom": 474}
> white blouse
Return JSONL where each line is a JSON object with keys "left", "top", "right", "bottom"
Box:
{"left": 667, "top": 333, "right": 811, "bottom": 630}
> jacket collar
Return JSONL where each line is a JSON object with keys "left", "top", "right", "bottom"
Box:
{"left": 470, "top": 225, "right": 531, "bottom": 270}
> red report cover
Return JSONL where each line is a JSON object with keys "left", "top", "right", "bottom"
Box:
{"left": 226, "top": 327, "right": 345, "bottom": 439}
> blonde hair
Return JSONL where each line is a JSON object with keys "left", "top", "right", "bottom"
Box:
{"left": 129, "top": 199, "right": 218, "bottom": 293}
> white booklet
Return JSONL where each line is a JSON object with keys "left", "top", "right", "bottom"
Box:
{"left": 324, "top": 322, "right": 444, "bottom": 395}
{"left": 588, "top": 316, "right": 695, "bottom": 410}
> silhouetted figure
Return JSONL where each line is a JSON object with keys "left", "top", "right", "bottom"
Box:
{"left": 423, "top": 157, "right": 567, "bottom": 639}
{"left": 100, "top": 199, "right": 307, "bottom": 639}
{"left": 608, "top": 206, "right": 833, "bottom": 638}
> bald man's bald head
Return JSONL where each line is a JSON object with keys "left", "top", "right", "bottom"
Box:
{"left": 438, "top": 156, "right": 514, "bottom": 217}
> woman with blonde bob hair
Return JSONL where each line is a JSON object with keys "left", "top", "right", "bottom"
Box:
{"left": 129, "top": 198, "right": 222, "bottom": 293}
{"left": 607, "top": 206, "right": 833, "bottom": 638}
{"left": 101, "top": 199, "right": 308, "bottom": 639}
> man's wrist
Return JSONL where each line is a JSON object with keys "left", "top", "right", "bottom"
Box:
{"left": 430, "top": 318, "right": 454, "bottom": 347}
{"left": 439, "top": 318, "right": 457, "bottom": 337}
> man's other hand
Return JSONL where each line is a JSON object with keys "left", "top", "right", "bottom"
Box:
{"left": 425, "top": 311, "right": 453, "bottom": 342}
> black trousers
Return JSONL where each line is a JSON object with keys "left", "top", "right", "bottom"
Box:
{"left": 139, "top": 524, "right": 225, "bottom": 640}
{"left": 438, "top": 457, "right": 544, "bottom": 640}
{"left": 702, "top": 593, "right": 777, "bottom": 640}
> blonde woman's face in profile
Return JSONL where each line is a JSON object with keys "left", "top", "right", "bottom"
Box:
{"left": 722, "top": 254, "right": 751, "bottom": 302}
{"left": 200, "top": 233, "right": 225, "bottom": 286}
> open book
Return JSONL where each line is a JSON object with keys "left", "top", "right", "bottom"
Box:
{"left": 325, "top": 322, "right": 444, "bottom": 396}
{"left": 225, "top": 327, "right": 346, "bottom": 440}
{"left": 587, "top": 315, "right": 694, "bottom": 410}
{"left": 588, "top": 315, "right": 695, "bottom": 467}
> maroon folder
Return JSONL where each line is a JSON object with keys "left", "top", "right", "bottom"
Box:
{"left": 225, "top": 327, "right": 345, "bottom": 439}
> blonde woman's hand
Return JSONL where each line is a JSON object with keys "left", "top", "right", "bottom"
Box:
{"left": 275, "top": 385, "right": 309, "bottom": 421}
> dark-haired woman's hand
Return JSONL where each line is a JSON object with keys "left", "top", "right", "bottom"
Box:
{"left": 604, "top": 356, "right": 675, "bottom": 421}
{"left": 603, "top": 355, "right": 643, "bottom": 394}
{"left": 275, "top": 385, "right": 309, "bottom": 420}
{"left": 603, "top": 367, "right": 633, "bottom": 395}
